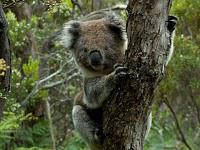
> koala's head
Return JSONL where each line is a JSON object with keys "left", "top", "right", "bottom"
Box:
{"left": 60, "top": 14, "right": 127, "bottom": 77}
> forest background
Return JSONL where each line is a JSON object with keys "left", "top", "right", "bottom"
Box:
{"left": 0, "top": 0, "right": 199, "bottom": 150}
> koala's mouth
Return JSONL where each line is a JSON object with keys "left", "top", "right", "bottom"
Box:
{"left": 90, "top": 63, "right": 113, "bottom": 75}
{"left": 90, "top": 63, "right": 104, "bottom": 71}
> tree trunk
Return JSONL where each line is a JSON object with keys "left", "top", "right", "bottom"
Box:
{"left": 0, "top": 3, "right": 11, "bottom": 120}
{"left": 92, "top": 0, "right": 102, "bottom": 11}
{"left": 103, "top": 0, "right": 172, "bottom": 150}
{"left": 10, "top": 2, "right": 38, "bottom": 78}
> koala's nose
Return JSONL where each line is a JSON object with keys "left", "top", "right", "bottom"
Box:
{"left": 89, "top": 51, "right": 102, "bottom": 66}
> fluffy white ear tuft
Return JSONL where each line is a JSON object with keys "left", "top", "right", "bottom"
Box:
{"left": 60, "top": 23, "right": 73, "bottom": 48}
{"left": 60, "top": 21, "right": 80, "bottom": 49}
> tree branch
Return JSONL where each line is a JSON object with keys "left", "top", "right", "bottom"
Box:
{"left": 163, "top": 97, "right": 193, "bottom": 150}
{"left": 71, "top": 0, "right": 84, "bottom": 15}
{"left": 20, "top": 68, "right": 78, "bottom": 108}
{"left": 41, "top": 72, "right": 79, "bottom": 90}
{"left": 20, "top": 62, "right": 67, "bottom": 107}
{"left": 82, "top": 4, "right": 126, "bottom": 21}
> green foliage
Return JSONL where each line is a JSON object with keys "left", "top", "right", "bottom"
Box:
{"left": 159, "top": 35, "right": 200, "bottom": 95}
{"left": 23, "top": 58, "right": 39, "bottom": 80}
{"left": 48, "top": 0, "right": 73, "bottom": 24}
{"left": 154, "top": 1, "right": 200, "bottom": 149}
{"left": 59, "top": 133, "right": 88, "bottom": 150}
{"left": 6, "top": 11, "right": 38, "bottom": 51}
{"left": 172, "top": 0, "right": 200, "bottom": 40}
{"left": 0, "top": 56, "right": 49, "bottom": 149}
{"left": 62, "top": 0, "right": 73, "bottom": 8}
{"left": 7, "top": 57, "right": 40, "bottom": 107}
{"left": 1, "top": 1, "right": 75, "bottom": 149}
{"left": 0, "top": 112, "right": 32, "bottom": 147}
{"left": 145, "top": 119, "right": 179, "bottom": 150}
{"left": 15, "top": 120, "right": 52, "bottom": 147}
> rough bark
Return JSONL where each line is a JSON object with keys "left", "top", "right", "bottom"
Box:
{"left": 0, "top": 3, "right": 11, "bottom": 120}
{"left": 103, "top": 0, "right": 172, "bottom": 150}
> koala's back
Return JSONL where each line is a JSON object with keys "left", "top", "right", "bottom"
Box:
{"left": 74, "top": 91, "right": 103, "bottom": 125}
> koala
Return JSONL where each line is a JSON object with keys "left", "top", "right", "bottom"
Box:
{"left": 60, "top": 12, "right": 177, "bottom": 150}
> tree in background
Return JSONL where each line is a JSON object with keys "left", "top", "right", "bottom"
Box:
{"left": 0, "top": 3, "right": 11, "bottom": 120}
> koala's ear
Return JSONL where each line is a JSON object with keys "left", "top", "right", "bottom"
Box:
{"left": 105, "top": 15, "right": 127, "bottom": 41}
{"left": 108, "top": 23, "right": 122, "bottom": 37}
{"left": 60, "top": 21, "right": 80, "bottom": 49}
{"left": 107, "top": 23, "right": 127, "bottom": 41}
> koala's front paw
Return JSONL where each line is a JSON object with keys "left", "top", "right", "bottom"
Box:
{"left": 94, "top": 127, "right": 104, "bottom": 144}
{"left": 113, "top": 64, "right": 128, "bottom": 83}
{"left": 166, "top": 16, "right": 177, "bottom": 33}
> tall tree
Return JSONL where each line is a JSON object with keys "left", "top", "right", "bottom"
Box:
{"left": 103, "top": 0, "right": 173, "bottom": 149}
{"left": 0, "top": 3, "right": 11, "bottom": 120}
{"left": 92, "top": 0, "right": 102, "bottom": 11}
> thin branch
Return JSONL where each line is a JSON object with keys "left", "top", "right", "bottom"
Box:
{"left": 82, "top": 4, "right": 126, "bottom": 21}
{"left": 163, "top": 97, "right": 193, "bottom": 150}
{"left": 20, "top": 68, "right": 79, "bottom": 108}
{"left": 42, "top": 72, "right": 79, "bottom": 90}
{"left": 42, "top": 80, "right": 65, "bottom": 89}
{"left": 99, "top": 4, "right": 126, "bottom": 12}
{"left": 71, "top": 0, "right": 84, "bottom": 15}
{"left": 39, "top": 62, "right": 67, "bottom": 84}
{"left": 20, "top": 62, "right": 68, "bottom": 107}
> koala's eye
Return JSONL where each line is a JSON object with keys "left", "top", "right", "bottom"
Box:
{"left": 105, "top": 46, "right": 110, "bottom": 51}
{"left": 81, "top": 48, "right": 88, "bottom": 53}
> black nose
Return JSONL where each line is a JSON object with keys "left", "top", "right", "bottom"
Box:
{"left": 89, "top": 51, "right": 102, "bottom": 66}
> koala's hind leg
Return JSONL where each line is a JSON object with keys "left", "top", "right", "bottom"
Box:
{"left": 72, "top": 105, "right": 103, "bottom": 150}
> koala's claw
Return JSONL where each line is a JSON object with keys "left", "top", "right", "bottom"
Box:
{"left": 115, "top": 66, "right": 128, "bottom": 74}
{"left": 114, "top": 63, "right": 123, "bottom": 69}
{"left": 94, "top": 128, "right": 104, "bottom": 144}
{"left": 114, "top": 65, "right": 128, "bottom": 82}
